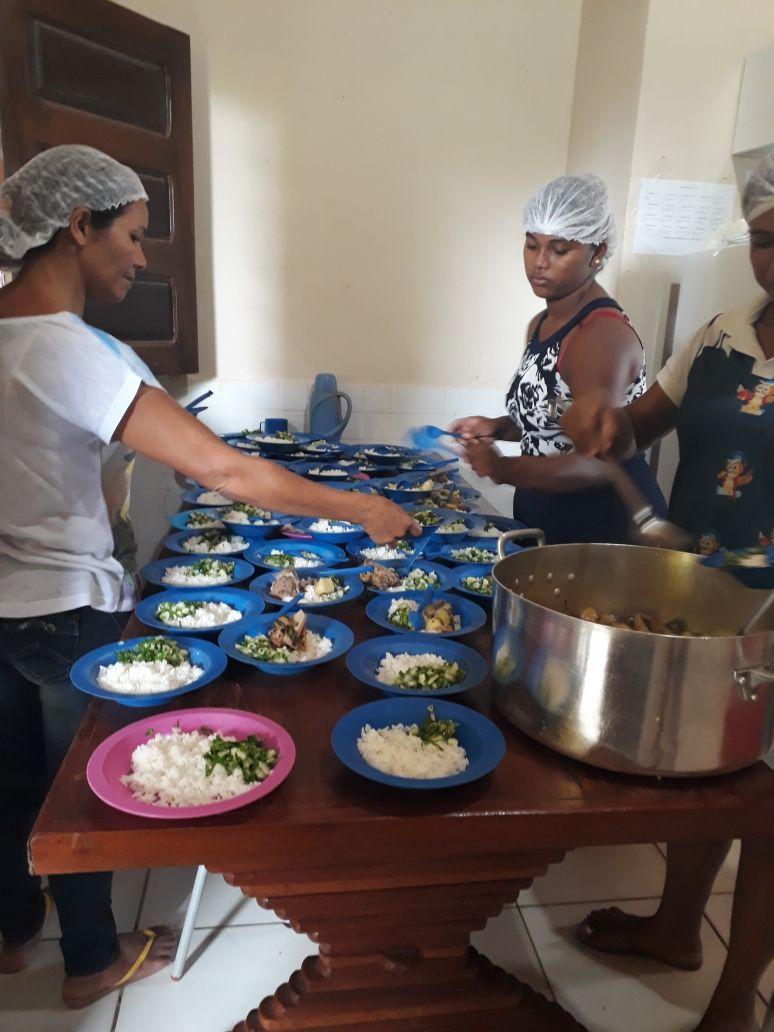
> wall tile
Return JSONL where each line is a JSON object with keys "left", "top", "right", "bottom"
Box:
{"left": 218, "top": 380, "right": 251, "bottom": 412}
{"left": 280, "top": 379, "right": 311, "bottom": 410}
{"left": 363, "top": 384, "right": 394, "bottom": 414}
{"left": 251, "top": 379, "right": 281, "bottom": 410}
{"left": 398, "top": 385, "right": 445, "bottom": 416}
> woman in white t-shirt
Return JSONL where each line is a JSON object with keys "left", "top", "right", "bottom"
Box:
{"left": 0, "top": 146, "right": 417, "bottom": 1008}
{"left": 563, "top": 155, "right": 774, "bottom": 1032}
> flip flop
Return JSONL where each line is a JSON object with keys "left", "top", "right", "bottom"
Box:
{"left": 63, "top": 927, "right": 170, "bottom": 1009}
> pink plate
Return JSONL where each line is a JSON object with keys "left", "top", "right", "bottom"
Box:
{"left": 86, "top": 707, "right": 296, "bottom": 820}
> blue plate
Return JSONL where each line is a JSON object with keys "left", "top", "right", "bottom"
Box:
{"left": 69, "top": 635, "right": 227, "bottom": 708}
{"left": 323, "top": 481, "right": 379, "bottom": 495}
{"left": 163, "top": 530, "right": 252, "bottom": 557}
{"left": 382, "top": 483, "right": 436, "bottom": 504}
{"left": 249, "top": 569, "right": 365, "bottom": 609}
{"left": 181, "top": 488, "right": 234, "bottom": 507}
{"left": 362, "top": 560, "right": 455, "bottom": 595}
{"left": 243, "top": 434, "right": 299, "bottom": 456}
{"left": 293, "top": 516, "right": 366, "bottom": 544}
{"left": 428, "top": 515, "right": 477, "bottom": 545}
{"left": 298, "top": 442, "right": 345, "bottom": 459}
{"left": 289, "top": 460, "right": 358, "bottom": 482}
{"left": 361, "top": 446, "right": 409, "bottom": 466}
{"left": 141, "top": 556, "right": 255, "bottom": 589}
{"left": 434, "top": 540, "right": 521, "bottom": 566}
{"left": 347, "top": 538, "right": 419, "bottom": 567}
{"left": 450, "top": 564, "right": 495, "bottom": 605}
{"left": 246, "top": 539, "right": 347, "bottom": 570}
{"left": 331, "top": 697, "right": 505, "bottom": 789}
{"left": 221, "top": 509, "right": 297, "bottom": 540}
{"left": 467, "top": 514, "right": 525, "bottom": 539}
{"left": 346, "top": 634, "right": 488, "bottom": 697}
{"left": 365, "top": 592, "right": 487, "bottom": 639}
{"left": 135, "top": 588, "right": 265, "bottom": 636}
{"left": 169, "top": 508, "right": 226, "bottom": 532}
{"left": 219, "top": 613, "right": 354, "bottom": 675}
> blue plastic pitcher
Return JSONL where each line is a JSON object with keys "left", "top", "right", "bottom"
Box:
{"left": 308, "top": 373, "right": 352, "bottom": 440}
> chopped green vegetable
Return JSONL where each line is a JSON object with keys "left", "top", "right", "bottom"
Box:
{"left": 393, "top": 661, "right": 462, "bottom": 690}
{"left": 203, "top": 733, "right": 278, "bottom": 783}
{"left": 236, "top": 634, "right": 294, "bottom": 662}
{"left": 400, "top": 568, "right": 440, "bottom": 591}
{"left": 187, "top": 558, "right": 235, "bottom": 577}
{"left": 414, "top": 705, "right": 459, "bottom": 748}
{"left": 451, "top": 546, "right": 495, "bottom": 564}
{"left": 228, "top": 502, "right": 273, "bottom": 521}
{"left": 156, "top": 600, "right": 207, "bottom": 623}
{"left": 187, "top": 511, "right": 220, "bottom": 527}
{"left": 116, "top": 637, "right": 188, "bottom": 667}
{"left": 461, "top": 574, "right": 493, "bottom": 596}
{"left": 412, "top": 509, "right": 442, "bottom": 527}
{"left": 264, "top": 551, "right": 320, "bottom": 568}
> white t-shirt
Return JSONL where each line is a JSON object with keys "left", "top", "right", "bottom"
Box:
{"left": 0, "top": 311, "right": 160, "bottom": 618}
{"left": 657, "top": 295, "right": 774, "bottom": 406}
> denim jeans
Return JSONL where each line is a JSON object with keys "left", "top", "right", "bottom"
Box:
{"left": 0, "top": 607, "right": 128, "bottom": 976}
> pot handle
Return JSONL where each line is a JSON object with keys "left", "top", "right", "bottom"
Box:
{"left": 733, "top": 665, "right": 774, "bottom": 702}
{"left": 497, "top": 527, "right": 546, "bottom": 559}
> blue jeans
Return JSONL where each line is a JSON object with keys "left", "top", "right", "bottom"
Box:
{"left": 0, "top": 607, "right": 127, "bottom": 976}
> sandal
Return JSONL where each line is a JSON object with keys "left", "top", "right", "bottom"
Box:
{"left": 63, "top": 927, "right": 171, "bottom": 1009}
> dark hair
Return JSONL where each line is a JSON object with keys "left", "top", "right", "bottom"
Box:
{"left": 23, "top": 203, "right": 132, "bottom": 261}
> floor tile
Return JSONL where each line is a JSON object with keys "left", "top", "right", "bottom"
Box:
{"left": 42, "top": 869, "right": 148, "bottom": 941}
{"left": 705, "top": 894, "right": 774, "bottom": 1005}
{"left": 139, "top": 866, "right": 280, "bottom": 930}
{"left": 518, "top": 845, "right": 666, "bottom": 908}
{"left": 116, "top": 923, "right": 316, "bottom": 1032}
{"left": 472, "top": 907, "right": 553, "bottom": 999}
{"left": 0, "top": 940, "right": 117, "bottom": 1031}
{"left": 521, "top": 897, "right": 729, "bottom": 1032}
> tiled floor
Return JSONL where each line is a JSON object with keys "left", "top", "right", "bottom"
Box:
{"left": 2, "top": 842, "right": 771, "bottom": 1032}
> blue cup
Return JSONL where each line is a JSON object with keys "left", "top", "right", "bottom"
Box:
{"left": 261, "top": 418, "right": 288, "bottom": 434}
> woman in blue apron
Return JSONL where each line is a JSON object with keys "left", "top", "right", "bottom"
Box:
{"left": 452, "top": 173, "right": 665, "bottom": 543}
{"left": 563, "top": 154, "right": 774, "bottom": 1032}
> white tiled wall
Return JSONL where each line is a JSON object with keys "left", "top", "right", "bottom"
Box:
{"left": 128, "top": 377, "right": 517, "bottom": 567}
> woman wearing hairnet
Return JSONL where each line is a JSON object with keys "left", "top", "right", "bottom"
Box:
{"left": 451, "top": 173, "right": 666, "bottom": 543}
{"left": 0, "top": 146, "right": 416, "bottom": 1005}
{"left": 563, "top": 155, "right": 774, "bottom": 1032}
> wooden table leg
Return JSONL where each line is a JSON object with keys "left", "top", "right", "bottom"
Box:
{"left": 218, "top": 852, "right": 586, "bottom": 1031}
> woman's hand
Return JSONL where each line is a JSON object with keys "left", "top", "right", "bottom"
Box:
{"left": 449, "top": 415, "right": 501, "bottom": 441}
{"left": 463, "top": 439, "right": 507, "bottom": 483}
{"left": 359, "top": 496, "right": 421, "bottom": 544}
{"left": 560, "top": 390, "right": 634, "bottom": 459}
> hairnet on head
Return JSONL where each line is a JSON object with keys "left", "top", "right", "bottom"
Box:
{"left": 742, "top": 153, "right": 774, "bottom": 224}
{"left": 522, "top": 174, "right": 616, "bottom": 261}
{"left": 0, "top": 144, "right": 148, "bottom": 267}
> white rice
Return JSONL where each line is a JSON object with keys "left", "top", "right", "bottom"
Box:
{"left": 222, "top": 509, "right": 277, "bottom": 526}
{"left": 267, "top": 549, "right": 322, "bottom": 568}
{"left": 185, "top": 514, "right": 223, "bottom": 529}
{"left": 157, "top": 602, "right": 242, "bottom": 628}
{"left": 436, "top": 522, "right": 467, "bottom": 534}
{"left": 196, "top": 490, "right": 233, "bottom": 505}
{"left": 121, "top": 728, "right": 257, "bottom": 807}
{"left": 309, "top": 467, "right": 348, "bottom": 477}
{"left": 360, "top": 545, "right": 413, "bottom": 561}
{"left": 162, "top": 566, "right": 233, "bottom": 586}
{"left": 309, "top": 519, "right": 357, "bottom": 533}
{"left": 97, "top": 659, "right": 203, "bottom": 694}
{"left": 182, "top": 534, "right": 248, "bottom": 554}
{"left": 376, "top": 651, "right": 454, "bottom": 685}
{"left": 387, "top": 597, "right": 420, "bottom": 619}
{"left": 357, "top": 723, "right": 468, "bottom": 779}
{"left": 471, "top": 523, "right": 501, "bottom": 538}
{"left": 274, "top": 579, "right": 348, "bottom": 604}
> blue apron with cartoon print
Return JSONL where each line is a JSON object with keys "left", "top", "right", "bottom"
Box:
{"left": 670, "top": 316, "right": 774, "bottom": 552}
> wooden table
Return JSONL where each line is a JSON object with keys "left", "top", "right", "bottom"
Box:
{"left": 30, "top": 592, "right": 774, "bottom": 1031}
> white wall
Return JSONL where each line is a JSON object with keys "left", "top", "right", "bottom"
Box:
{"left": 122, "top": 0, "right": 582, "bottom": 392}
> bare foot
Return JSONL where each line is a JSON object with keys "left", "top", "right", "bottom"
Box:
{"left": 62, "top": 926, "right": 177, "bottom": 1009}
{"left": 0, "top": 892, "right": 50, "bottom": 974}
{"left": 576, "top": 906, "right": 703, "bottom": 970}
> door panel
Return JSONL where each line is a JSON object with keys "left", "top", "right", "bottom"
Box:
{"left": 0, "top": 0, "right": 198, "bottom": 373}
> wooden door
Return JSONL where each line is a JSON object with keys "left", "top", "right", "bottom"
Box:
{"left": 0, "top": 0, "right": 199, "bottom": 374}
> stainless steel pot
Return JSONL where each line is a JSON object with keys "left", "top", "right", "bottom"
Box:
{"left": 491, "top": 529, "right": 774, "bottom": 777}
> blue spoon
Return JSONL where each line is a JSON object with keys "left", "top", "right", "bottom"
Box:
{"left": 408, "top": 585, "right": 434, "bottom": 631}
{"left": 275, "top": 592, "right": 303, "bottom": 616}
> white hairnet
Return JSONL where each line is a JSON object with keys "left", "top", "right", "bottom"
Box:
{"left": 523, "top": 174, "right": 616, "bottom": 263}
{"left": 0, "top": 144, "right": 147, "bottom": 267}
{"left": 741, "top": 153, "right": 774, "bottom": 224}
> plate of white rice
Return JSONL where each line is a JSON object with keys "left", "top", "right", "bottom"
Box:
{"left": 345, "top": 634, "right": 488, "bottom": 697}
{"left": 70, "top": 635, "right": 228, "bottom": 708}
{"left": 141, "top": 556, "right": 256, "bottom": 590}
{"left": 164, "top": 530, "right": 250, "bottom": 555}
{"left": 86, "top": 707, "right": 296, "bottom": 818}
{"left": 135, "top": 587, "right": 265, "bottom": 636}
{"left": 331, "top": 697, "right": 505, "bottom": 790}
